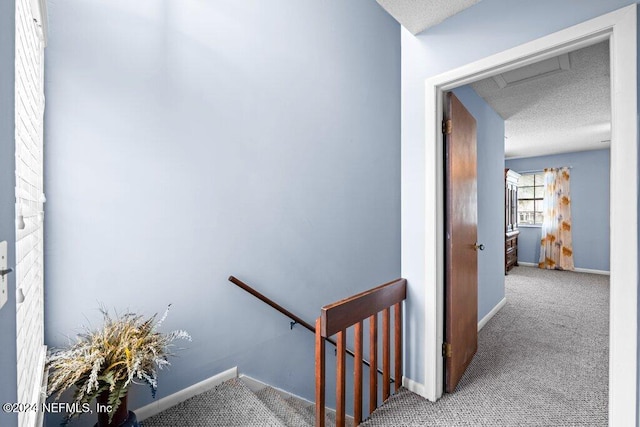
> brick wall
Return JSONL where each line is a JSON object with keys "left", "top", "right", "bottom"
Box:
{"left": 15, "top": 0, "right": 45, "bottom": 425}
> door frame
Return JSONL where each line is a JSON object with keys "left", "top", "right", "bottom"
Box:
{"left": 411, "top": 4, "right": 637, "bottom": 424}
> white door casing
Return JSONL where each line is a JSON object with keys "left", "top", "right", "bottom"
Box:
{"left": 401, "top": 4, "right": 637, "bottom": 425}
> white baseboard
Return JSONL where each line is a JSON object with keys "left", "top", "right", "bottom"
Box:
{"left": 574, "top": 267, "right": 610, "bottom": 276}
{"left": 134, "top": 366, "right": 238, "bottom": 421}
{"left": 478, "top": 297, "right": 506, "bottom": 331}
{"left": 239, "top": 374, "right": 353, "bottom": 422}
{"left": 402, "top": 376, "right": 427, "bottom": 399}
{"left": 401, "top": 297, "right": 506, "bottom": 403}
{"left": 239, "top": 374, "right": 314, "bottom": 406}
{"left": 401, "top": 297, "right": 506, "bottom": 404}
{"left": 517, "top": 262, "right": 536, "bottom": 267}
{"left": 517, "top": 262, "right": 610, "bottom": 275}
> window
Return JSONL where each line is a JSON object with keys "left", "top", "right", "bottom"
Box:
{"left": 518, "top": 172, "right": 544, "bottom": 225}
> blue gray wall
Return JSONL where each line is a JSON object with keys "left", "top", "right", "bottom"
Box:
{"left": 0, "top": 1, "right": 17, "bottom": 426}
{"left": 452, "top": 86, "right": 505, "bottom": 322}
{"left": 43, "top": 0, "right": 400, "bottom": 422}
{"left": 506, "top": 149, "right": 610, "bottom": 272}
{"left": 401, "top": 0, "right": 636, "bottom": 393}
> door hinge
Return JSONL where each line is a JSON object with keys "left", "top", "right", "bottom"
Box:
{"left": 442, "top": 119, "right": 452, "bottom": 135}
{"left": 442, "top": 342, "right": 452, "bottom": 358}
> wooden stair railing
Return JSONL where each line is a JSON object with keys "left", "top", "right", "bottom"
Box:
{"left": 315, "top": 278, "right": 407, "bottom": 427}
{"left": 228, "top": 275, "right": 391, "bottom": 379}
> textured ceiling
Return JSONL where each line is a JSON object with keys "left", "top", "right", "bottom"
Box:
{"left": 375, "top": 1, "right": 611, "bottom": 159}
{"left": 471, "top": 41, "right": 611, "bottom": 159}
{"left": 376, "top": 0, "right": 480, "bottom": 34}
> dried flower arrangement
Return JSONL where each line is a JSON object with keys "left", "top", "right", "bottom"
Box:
{"left": 46, "top": 305, "right": 191, "bottom": 424}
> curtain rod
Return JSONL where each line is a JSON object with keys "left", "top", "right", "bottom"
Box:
{"left": 515, "top": 166, "right": 573, "bottom": 174}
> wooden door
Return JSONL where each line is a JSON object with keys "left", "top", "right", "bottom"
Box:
{"left": 444, "top": 92, "right": 478, "bottom": 393}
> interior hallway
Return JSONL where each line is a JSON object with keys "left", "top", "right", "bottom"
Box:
{"left": 360, "top": 266, "right": 608, "bottom": 426}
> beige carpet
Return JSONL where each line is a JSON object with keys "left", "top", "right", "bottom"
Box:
{"left": 141, "top": 266, "right": 608, "bottom": 426}
{"left": 362, "top": 266, "right": 609, "bottom": 426}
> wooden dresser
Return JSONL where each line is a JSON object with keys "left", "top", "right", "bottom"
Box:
{"left": 505, "top": 169, "right": 521, "bottom": 273}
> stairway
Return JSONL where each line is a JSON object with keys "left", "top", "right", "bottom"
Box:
{"left": 140, "top": 377, "right": 353, "bottom": 427}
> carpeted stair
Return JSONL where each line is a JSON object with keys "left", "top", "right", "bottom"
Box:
{"left": 141, "top": 267, "right": 608, "bottom": 426}
{"left": 141, "top": 377, "right": 353, "bottom": 427}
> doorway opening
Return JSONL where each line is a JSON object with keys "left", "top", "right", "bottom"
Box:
{"left": 405, "top": 4, "right": 637, "bottom": 424}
